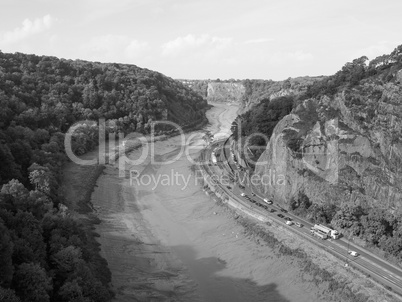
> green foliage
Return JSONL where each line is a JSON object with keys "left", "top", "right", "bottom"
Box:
{"left": 0, "top": 50, "right": 208, "bottom": 301}
{"left": 0, "top": 219, "right": 14, "bottom": 287}
{"left": 290, "top": 192, "right": 312, "bottom": 216}
{"left": 0, "top": 287, "right": 21, "bottom": 302}
{"left": 233, "top": 96, "right": 295, "bottom": 161}
{"left": 13, "top": 262, "right": 52, "bottom": 302}
{"left": 0, "top": 50, "right": 207, "bottom": 187}
{"left": 305, "top": 44, "right": 402, "bottom": 99}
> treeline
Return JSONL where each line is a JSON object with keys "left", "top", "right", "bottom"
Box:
{"left": 233, "top": 44, "right": 402, "bottom": 161}
{"left": 233, "top": 44, "right": 402, "bottom": 262}
{"left": 0, "top": 181, "right": 112, "bottom": 301}
{"left": 0, "top": 51, "right": 207, "bottom": 186}
{"left": 241, "top": 76, "right": 320, "bottom": 108}
{"left": 305, "top": 45, "right": 402, "bottom": 99}
{"left": 232, "top": 96, "right": 294, "bottom": 160}
{"left": 0, "top": 51, "right": 208, "bottom": 301}
{"left": 290, "top": 192, "right": 402, "bottom": 262}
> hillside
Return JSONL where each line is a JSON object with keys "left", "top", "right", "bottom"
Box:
{"left": 247, "top": 45, "right": 402, "bottom": 262}
{"left": 0, "top": 51, "right": 207, "bottom": 302}
{"left": 240, "top": 76, "right": 323, "bottom": 113}
{"left": 0, "top": 51, "right": 208, "bottom": 185}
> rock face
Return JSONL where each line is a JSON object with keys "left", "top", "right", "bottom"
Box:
{"left": 206, "top": 82, "right": 245, "bottom": 103}
{"left": 181, "top": 77, "right": 321, "bottom": 109}
{"left": 239, "top": 77, "right": 322, "bottom": 114}
{"left": 254, "top": 74, "right": 402, "bottom": 213}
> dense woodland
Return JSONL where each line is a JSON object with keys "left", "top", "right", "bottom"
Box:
{"left": 0, "top": 51, "right": 207, "bottom": 301}
{"left": 234, "top": 45, "right": 402, "bottom": 262}
{"left": 231, "top": 95, "right": 294, "bottom": 162}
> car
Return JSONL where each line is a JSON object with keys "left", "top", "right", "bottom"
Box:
{"left": 269, "top": 208, "right": 277, "bottom": 213}
{"left": 263, "top": 198, "right": 273, "bottom": 205}
{"left": 348, "top": 251, "right": 359, "bottom": 257}
{"left": 240, "top": 193, "right": 245, "bottom": 197}
{"left": 295, "top": 222, "right": 303, "bottom": 228}
{"left": 284, "top": 217, "right": 292, "bottom": 221}
{"left": 286, "top": 220, "right": 294, "bottom": 226}
{"left": 277, "top": 213, "right": 285, "bottom": 218}
{"left": 280, "top": 208, "right": 288, "bottom": 213}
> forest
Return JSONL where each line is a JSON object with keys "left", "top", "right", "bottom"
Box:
{"left": 0, "top": 51, "right": 208, "bottom": 301}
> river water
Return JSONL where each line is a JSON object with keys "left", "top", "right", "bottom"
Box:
{"left": 91, "top": 102, "right": 321, "bottom": 302}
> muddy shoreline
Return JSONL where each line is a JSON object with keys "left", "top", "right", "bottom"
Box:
{"left": 62, "top": 102, "right": 398, "bottom": 302}
{"left": 87, "top": 103, "right": 325, "bottom": 302}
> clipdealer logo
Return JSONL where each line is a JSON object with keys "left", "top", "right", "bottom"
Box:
{"left": 64, "top": 117, "right": 339, "bottom": 185}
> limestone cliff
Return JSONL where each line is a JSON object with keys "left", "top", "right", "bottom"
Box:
{"left": 181, "top": 77, "right": 320, "bottom": 109}
{"left": 240, "top": 77, "right": 322, "bottom": 114}
{"left": 206, "top": 82, "right": 245, "bottom": 103}
{"left": 254, "top": 70, "right": 402, "bottom": 213}
{"left": 180, "top": 80, "right": 245, "bottom": 103}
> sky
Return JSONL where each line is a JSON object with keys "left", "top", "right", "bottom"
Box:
{"left": 0, "top": 0, "right": 401, "bottom": 80}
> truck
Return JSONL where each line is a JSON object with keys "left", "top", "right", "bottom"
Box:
{"left": 310, "top": 228, "right": 327, "bottom": 240}
{"left": 311, "top": 224, "right": 340, "bottom": 239}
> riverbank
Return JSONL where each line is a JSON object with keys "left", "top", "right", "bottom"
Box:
{"left": 62, "top": 102, "right": 400, "bottom": 302}
{"left": 87, "top": 102, "right": 331, "bottom": 301}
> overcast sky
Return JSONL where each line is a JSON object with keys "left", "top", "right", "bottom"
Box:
{"left": 1, "top": 0, "right": 401, "bottom": 80}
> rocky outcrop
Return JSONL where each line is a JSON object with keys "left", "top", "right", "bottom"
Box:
{"left": 239, "top": 77, "right": 322, "bottom": 114}
{"left": 254, "top": 74, "right": 402, "bottom": 213}
{"left": 181, "top": 77, "right": 321, "bottom": 110}
{"left": 206, "top": 82, "right": 245, "bottom": 103}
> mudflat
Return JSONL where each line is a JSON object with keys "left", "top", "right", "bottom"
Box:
{"left": 79, "top": 103, "right": 324, "bottom": 301}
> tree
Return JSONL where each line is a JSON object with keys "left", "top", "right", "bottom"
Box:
{"left": 13, "top": 262, "right": 52, "bottom": 302}
{"left": 11, "top": 211, "right": 46, "bottom": 266}
{"left": 1, "top": 179, "right": 29, "bottom": 202}
{"left": 28, "top": 163, "right": 55, "bottom": 195}
{"left": 51, "top": 245, "right": 83, "bottom": 276}
{"left": 0, "top": 287, "right": 21, "bottom": 302}
{"left": 0, "top": 145, "right": 22, "bottom": 184}
{"left": 0, "top": 219, "right": 14, "bottom": 287}
{"left": 290, "top": 192, "right": 312, "bottom": 216}
{"left": 360, "top": 208, "right": 393, "bottom": 245}
{"left": 331, "top": 204, "right": 364, "bottom": 236}
{"left": 58, "top": 279, "right": 89, "bottom": 302}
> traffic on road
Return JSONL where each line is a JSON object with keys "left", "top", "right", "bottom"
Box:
{"left": 200, "top": 136, "right": 402, "bottom": 296}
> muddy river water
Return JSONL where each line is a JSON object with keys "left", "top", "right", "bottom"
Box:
{"left": 91, "top": 102, "right": 321, "bottom": 301}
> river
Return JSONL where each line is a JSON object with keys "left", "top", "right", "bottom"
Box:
{"left": 91, "top": 102, "right": 322, "bottom": 301}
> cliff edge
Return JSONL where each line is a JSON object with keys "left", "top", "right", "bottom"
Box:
{"left": 255, "top": 69, "right": 402, "bottom": 213}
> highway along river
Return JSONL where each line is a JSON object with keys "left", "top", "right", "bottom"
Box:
{"left": 91, "top": 102, "right": 323, "bottom": 302}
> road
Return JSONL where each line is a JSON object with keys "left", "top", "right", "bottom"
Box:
{"left": 200, "top": 137, "right": 402, "bottom": 296}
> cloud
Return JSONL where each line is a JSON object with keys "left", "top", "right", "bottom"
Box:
{"left": 81, "top": 35, "right": 149, "bottom": 63}
{"left": 1, "top": 15, "right": 56, "bottom": 44}
{"left": 244, "top": 38, "right": 274, "bottom": 44}
{"left": 161, "top": 34, "right": 232, "bottom": 58}
{"left": 288, "top": 50, "right": 314, "bottom": 61}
